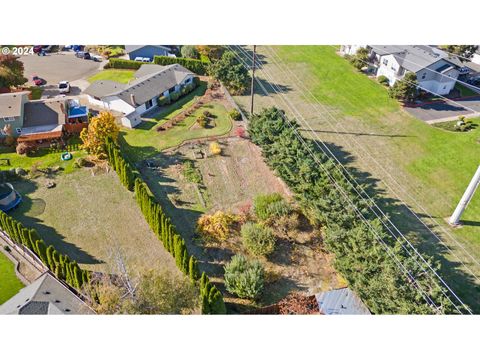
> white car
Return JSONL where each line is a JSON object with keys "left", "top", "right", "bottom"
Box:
{"left": 134, "top": 57, "right": 151, "bottom": 62}
{"left": 58, "top": 81, "right": 70, "bottom": 94}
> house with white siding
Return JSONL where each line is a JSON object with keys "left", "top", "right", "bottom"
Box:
{"left": 370, "top": 45, "right": 460, "bottom": 95}
{"left": 84, "top": 64, "right": 194, "bottom": 128}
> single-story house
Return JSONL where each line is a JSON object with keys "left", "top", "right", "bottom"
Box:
{"left": 315, "top": 287, "right": 371, "bottom": 315}
{"left": 0, "top": 92, "right": 89, "bottom": 145}
{"left": 0, "top": 271, "right": 95, "bottom": 315}
{"left": 125, "top": 45, "right": 172, "bottom": 61}
{"left": 84, "top": 64, "right": 194, "bottom": 128}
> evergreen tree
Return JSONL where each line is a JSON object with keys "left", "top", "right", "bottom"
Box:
{"left": 189, "top": 256, "right": 199, "bottom": 283}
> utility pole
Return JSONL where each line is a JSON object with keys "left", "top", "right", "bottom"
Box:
{"left": 449, "top": 165, "right": 480, "bottom": 226}
{"left": 250, "top": 45, "right": 256, "bottom": 116}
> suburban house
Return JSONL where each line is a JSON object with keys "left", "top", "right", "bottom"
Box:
{"left": 0, "top": 272, "right": 95, "bottom": 315}
{"left": 315, "top": 287, "right": 371, "bottom": 315}
{"left": 0, "top": 92, "right": 89, "bottom": 146}
{"left": 125, "top": 45, "right": 172, "bottom": 61}
{"left": 84, "top": 64, "right": 194, "bottom": 128}
{"left": 472, "top": 48, "right": 480, "bottom": 65}
{"left": 340, "top": 45, "right": 463, "bottom": 95}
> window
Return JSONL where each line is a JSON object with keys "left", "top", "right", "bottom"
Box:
{"left": 382, "top": 58, "right": 388, "bottom": 66}
{"left": 15, "top": 128, "right": 21, "bottom": 134}
{"left": 2, "top": 117, "right": 15, "bottom": 122}
{"left": 169, "top": 86, "right": 176, "bottom": 93}
{"left": 421, "top": 72, "right": 426, "bottom": 80}
{"left": 145, "top": 99, "right": 153, "bottom": 109}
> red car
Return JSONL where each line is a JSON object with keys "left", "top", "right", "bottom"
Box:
{"left": 32, "top": 75, "right": 43, "bottom": 86}
{"left": 33, "top": 45, "right": 43, "bottom": 54}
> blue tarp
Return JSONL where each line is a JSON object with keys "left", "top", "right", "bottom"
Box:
{"left": 68, "top": 106, "right": 88, "bottom": 119}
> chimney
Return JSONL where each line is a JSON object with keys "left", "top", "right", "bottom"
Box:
{"left": 130, "top": 94, "right": 136, "bottom": 106}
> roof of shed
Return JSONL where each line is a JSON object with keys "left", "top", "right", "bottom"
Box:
{"left": 315, "top": 287, "right": 371, "bottom": 315}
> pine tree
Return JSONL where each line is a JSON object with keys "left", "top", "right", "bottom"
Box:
{"left": 35, "top": 240, "right": 48, "bottom": 264}
{"left": 182, "top": 248, "right": 189, "bottom": 275}
{"left": 46, "top": 245, "right": 55, "bottom": 270}
{"left": 189, "top": 256, "right": 199, "bottom": 283}
{"left": 208, "top": 286, "right": 226, "bottom": 314}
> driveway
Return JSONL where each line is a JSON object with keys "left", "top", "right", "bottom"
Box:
{"left": 20, "top": 51, "right": 104, "bottom": 86}
{"left": 404, "top": 96, "right": 480, "bottom": 122}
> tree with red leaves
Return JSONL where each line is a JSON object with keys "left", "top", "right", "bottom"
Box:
{"left": 0, "top": 54, "right": 27, "bottom": 89}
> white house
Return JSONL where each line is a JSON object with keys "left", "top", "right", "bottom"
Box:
{"left": 84, "top": 64, "right": 194, "bottom": 128}
{"left": 369, "top": 45, "right": 461, "bottom": 95}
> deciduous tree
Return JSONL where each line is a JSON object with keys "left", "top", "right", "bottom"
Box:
{"left": 80, "top": 112, "right": 119, "bottom": 155}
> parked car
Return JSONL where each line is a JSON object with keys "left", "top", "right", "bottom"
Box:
{"left": 58, "top": 81, "right": 70, "bottom": 94}
{"left": 134, "top": 57, "right": 151, "bottom": 62}
{"left": 83, "top": 52, "right": 91, "bottom": 60}
{"left": 92, "top": 55, "right": 103, "bottom": 62}
{"left": 72, "top": 45, "right": 83, "bottom": 52}
{"left": 33, "top": 45, "right": 43, "bottom": 54}
{"left": 32, "top": 75, "right": 43, "bottom": 86}
{"left": 75, "top": 51, "right": 85, "bottom": 58}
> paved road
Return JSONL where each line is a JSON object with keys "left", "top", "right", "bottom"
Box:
{"left": 404, "top": 96, "right": 480, "bottom": 121}
{"left": 20, "top": 51, "right": 104, "bottom": 86}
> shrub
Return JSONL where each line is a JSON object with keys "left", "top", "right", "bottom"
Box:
{"left": 170, "top": 91, "right": 180, "bottom": 102}
{"left": 196, "top": 114, "right": 208, "bottom": 128}
{"left": 228, "top": 109, "right": 242, "bottom": 121}
{"left": 16, "top": 142, "right": 35, "bottom": 155}
{"left": 182, "top": 160, "right": 202, "bottom": 183}
{"left": 209, "top": 141, "right": 222, "bottom": 156}
{"left": 241, "top": 222, "right": 276, "bottom": 256}
{"left": 196, "top": 211, "right": 238, "bottom": 241}
{"left": 253, "top": 193, "right": 291, "bottom": 221}
{"left": 224, "top": 255, "right": 264, "bottom": 299}
{"left": 106, "top": 58, "right": 143, "bottom": 70}
{"left": 158, "top": 95, "right": 171, "bottom": 106}
{"left": 377, "top": 75, "right": 389, "bottom": 86}
{"left": 235, "top": 126, "right": 246, "bottom": 138}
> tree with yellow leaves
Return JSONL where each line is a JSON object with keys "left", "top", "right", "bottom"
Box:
{"left": 80, "top": 112, "right": 119, "bottom": 156}
{"left": 209, "top": 141, "right": 222, "bottom": 156}
{"left": 196, "top": 211, "right": 238, "bottom": 242}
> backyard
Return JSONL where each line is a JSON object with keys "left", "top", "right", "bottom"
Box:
{"left": 139, "top": 137, "right": 341, "bottom": 309}
{"left": 9, "top": 167, "right": 180, "bottom": 277}
{"left": 0, "top": 251, "right": 24, "bottom": 304}
{"left": 233, "top": 45, "right": 480, "bottom": 311}
{"left": 120, "top": 81, "right": 234, "bottom": 162}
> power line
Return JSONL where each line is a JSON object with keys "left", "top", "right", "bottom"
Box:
{"left": 261, "top": 45, "right": 480, "bottom": 279}
{"left": 228, "top": 45, "right": 470, "bottom": 313}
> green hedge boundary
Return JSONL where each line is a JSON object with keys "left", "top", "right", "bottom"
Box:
{"left": 106, "top": 56, "right": 209, "bottom": 75}
{"left": 105, "top": 137, "right": 226, "bottom": 314}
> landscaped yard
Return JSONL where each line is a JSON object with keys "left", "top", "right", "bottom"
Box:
{"left": 87, "top": 69, "right": 135, "bottom": 84}
{"left": 9, "top": 168, "right": 180, "bottom": 276}
{"left": 455, "top": 83, "right": 478, "bottom": 97}
{"left": 121, "top": 83, "right": 233, "bottom": 163}
{"left": 0, "top": 251, "right": 24, "bottom": 304}
{"left": 233, "top": 45, "right": 480, "bottom": 312}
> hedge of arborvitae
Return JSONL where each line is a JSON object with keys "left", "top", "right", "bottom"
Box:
{"left": 248, "top": 107, "right": 460, "bottom": 314}
{"left": 106, "top": 56, "right": 208, "bottom": 75}
{"left": 0, "top": 211, "right": 90, "bottom": 289}
{"left": 105, "top": 138, "right": 226, "bottom": 314}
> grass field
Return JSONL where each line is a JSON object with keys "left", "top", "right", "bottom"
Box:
{"left": 122, "top": 100, "right": 233, "bottom": 163}
{"left": 0, "top": 251, "right": 24, "bottom": 304}
{"left": 87, "top": 69, "right": 135, "bottom": 84}
{"left": 9, "top": 168, "right": 180, "bottom": 276}
{"left": 233, "top": 45, "right": 480, "bottom": 311}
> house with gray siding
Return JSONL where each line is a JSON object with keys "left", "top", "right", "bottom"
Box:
{"left": 125, "top": 45, "right": 172, "bottom": 61}
{"left": 85, "top": 64, "right": 194, "bottom": 128}
{"left": 0, "top": 92, "right": 29, "bottom": 136}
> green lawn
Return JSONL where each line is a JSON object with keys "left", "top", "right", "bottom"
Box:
{"left": 455, "top": 83, "right": 478, "bottom": 97}
{"left": 234, "top": 45, "right": 480, "bottom": 311}
{"left": 121, "top": 95, "right": 232, "bottom": 162}
{"left": 0, "top": 145, "right": 85, "bottom": 174}
{"left": 88, "top": 69, "right": 135, "bottom": 84}
{"left": 0, "top": 251, "right": 24, "bottom": 304}
{"left": 29, "top": 87, "right": 43, "bottom": 100}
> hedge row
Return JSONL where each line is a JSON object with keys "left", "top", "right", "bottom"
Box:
{"left": 106, "top": 56, "right": 208, "bottom": 75}
{"left": 0, "top": 211, "right": 89, "bottom": 289}
{"left": 106, "top": 138, "right": 226, "bottom": 314}
{"left": 153, "top": 56, "right": 208, "bottom": 75}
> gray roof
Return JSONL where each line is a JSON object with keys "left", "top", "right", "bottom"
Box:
{"left": 0, "top": 272, "right": 95, "bottom": 315}
{"left": 0, "top": 92, "right": 28, "bottom": 118}
{"left": 315, "top": 287, "right": 371, "bottom": 315}
{"left": 85, "top": 64, "right": 193, "bottom": 106}
{"left": 23, "top": 99, "right": 66, "bottom": 128}
{"left": 371, "top": 45, "right": 457, "bottom": 73}
{"left": 125, "top": 45, "right": 171, "bottom": 54}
